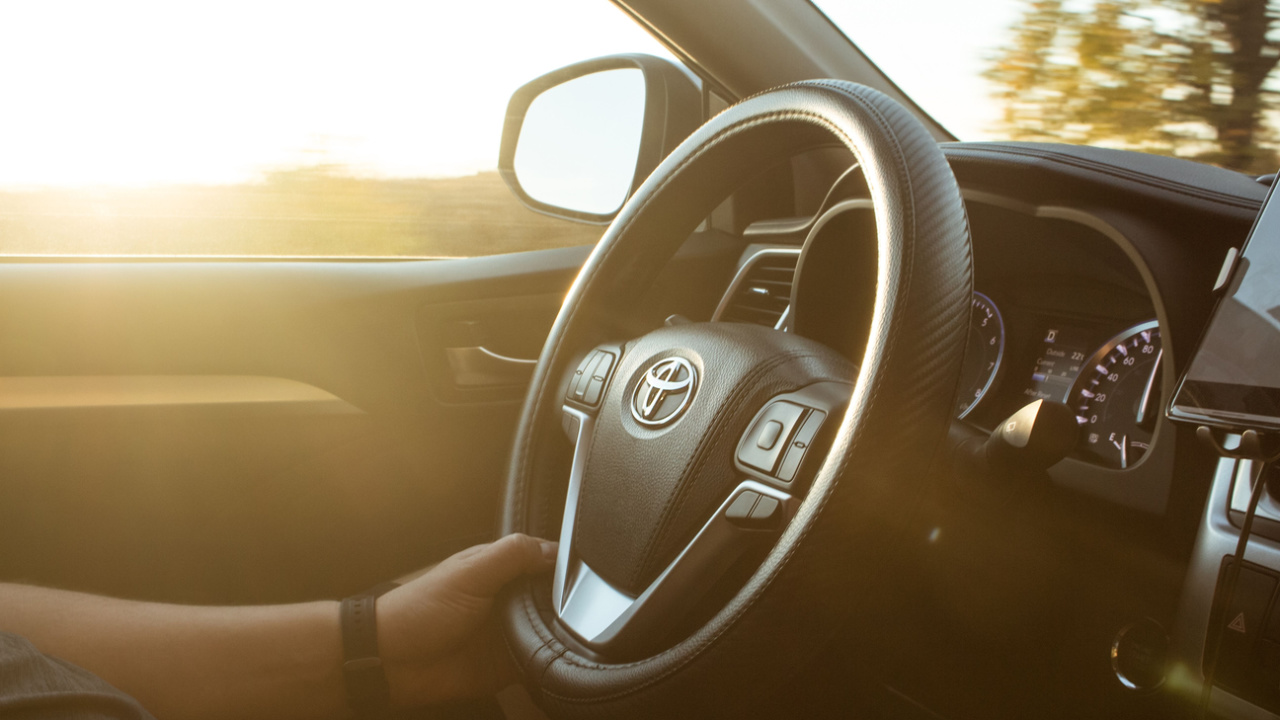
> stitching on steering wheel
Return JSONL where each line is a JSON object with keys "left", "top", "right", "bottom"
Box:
{"left": 534, "top": 108, "right": 915, "bottom": 684}
{"left": 512, "top": 82, "right": 961, "bottom": 703}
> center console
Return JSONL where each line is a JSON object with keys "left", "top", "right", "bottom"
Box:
{"left": 1179, "top": 457, "right": 1280, "bottom": 718}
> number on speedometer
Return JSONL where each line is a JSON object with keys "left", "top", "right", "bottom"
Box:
{"left": 1070, "top": 321, "right": 1161, "bottom": 469}
{"left": 955, "top": 292, "right": 1005, "bottom": 419}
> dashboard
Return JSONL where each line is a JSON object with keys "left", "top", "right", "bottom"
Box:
{"left": 712, "top": 173, "right": 1174, "bottom": 511}
{"left": 696, "top": 142, "right": 1280, "bottom": 718}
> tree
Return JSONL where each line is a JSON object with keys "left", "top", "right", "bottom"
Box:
{"left": 986, "top": 0, "right": 1280, "bottom": 173}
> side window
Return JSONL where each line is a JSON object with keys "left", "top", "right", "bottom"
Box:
{"left": 0, "top": 2, "right": 686, "bottom": 258}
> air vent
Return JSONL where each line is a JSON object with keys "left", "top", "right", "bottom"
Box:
{"left": 714, "top": 250, "right": 800, "bottom": 329}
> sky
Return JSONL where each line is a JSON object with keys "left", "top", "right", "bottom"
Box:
{"left": 814, "top": 0, "right": 1025, "bottom": 142}
{"left": 0, "top": 0, "right": 676, "bottom": 188}
{"left": 0, "top": 0, "right": 1020, "bottom": 189}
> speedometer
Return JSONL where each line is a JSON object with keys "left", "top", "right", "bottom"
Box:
{"left": 955, "top": 292, "right": 1005, "bottom": 419}
{"left": 1069, "top": 321, "right": 1162, "bottom": 469}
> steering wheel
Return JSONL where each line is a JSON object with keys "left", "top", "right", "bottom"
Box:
{"left": 499, "top": 80, "right": 973, "bottom": 718}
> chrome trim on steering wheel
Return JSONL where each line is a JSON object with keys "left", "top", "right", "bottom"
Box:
{"left": 554, "top": 405, "right": 792, "bottom": 654}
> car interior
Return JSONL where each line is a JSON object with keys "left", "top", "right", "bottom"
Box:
{"left": 5, "top": 0, "right": 1280, "bottom": 718}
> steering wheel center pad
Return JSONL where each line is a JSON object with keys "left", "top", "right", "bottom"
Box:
{"left": 501, "top": 80, "right": 973, "bottom": 718}
{"left": 576, "top": 323, "right": 855, "bottom": 596}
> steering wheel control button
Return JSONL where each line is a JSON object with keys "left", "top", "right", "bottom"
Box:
{"left": 583, "top": 377, "right": 606, "bottom": 405}
{"left": 566, "top": 350, "right": 616, "bottom": 407}
{"left": 631, "top": 356, "right": 697, "bottom": 427}
{"left": 582, "top": 352, "right": 614, "bottom": 406}
{"left": 777, "top": 410, "right": 826, "bottom": 482}
{"left": 723, "top": 489, "right": 781, "bottom": 529}
{"left": 568, "top": 352, "right": 600, "bottom": 402}
{"left": 725, "top": 490, "right": 761, "bottom": 521}
{"left": 737, "top": 401, "right": 806, "bottom": 474}
{"left": 748, "top": 496, "right": 781, "bottom": 526}
{"left": 756, "top": 420, "right": 784, "bottom": 450}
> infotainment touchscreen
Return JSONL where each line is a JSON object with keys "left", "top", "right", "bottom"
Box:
{"left": 1170, "top": 178, "right": 1280, "bottom": 431}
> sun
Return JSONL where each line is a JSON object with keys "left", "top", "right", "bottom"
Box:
{"left": 0, "top": 0, "right": 675, "bottom": 188}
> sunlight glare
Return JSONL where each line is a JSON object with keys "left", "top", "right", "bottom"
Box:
{"left": 0, "top": 0, "right": 675, "bottom": 188}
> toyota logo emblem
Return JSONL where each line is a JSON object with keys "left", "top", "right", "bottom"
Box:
{"left": 631, "top": 357, "right": 697, "bottom": 427}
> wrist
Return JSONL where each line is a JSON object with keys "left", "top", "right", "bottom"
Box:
{"left": 372, "top": 586, "right": 416, "bottom": 708}
{"left": 296, "top": 601, "right": 349, "bottom": 720}
{"left": 340, "top": 584, "right": 400, "bottom": 716}
{"left": 211, "top": 600, "right": 348, "bottom": 720}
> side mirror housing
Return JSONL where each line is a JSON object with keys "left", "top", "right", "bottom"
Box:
{"left": 499, "top": 54, "right": 700, "bottom": 224}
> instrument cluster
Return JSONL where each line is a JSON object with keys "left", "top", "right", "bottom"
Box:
{"left": 954, "top": 291, "right": 1161, "bottom": 469}
{"left": 775, "top": 195, "right": 1164, "bottom": 473}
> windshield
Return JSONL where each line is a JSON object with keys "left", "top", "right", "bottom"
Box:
{"left": 813, "top": 0, "right": 1280, "bottom": 175}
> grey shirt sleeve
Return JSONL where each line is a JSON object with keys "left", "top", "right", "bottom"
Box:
{"left": 0, "top": 632, "right": 156, "bottom": 719}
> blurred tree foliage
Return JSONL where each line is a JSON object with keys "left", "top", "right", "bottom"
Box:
{"left": 986, "top": 0, "right": 1280, "bottom": 173}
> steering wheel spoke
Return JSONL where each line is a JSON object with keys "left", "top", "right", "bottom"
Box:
{"left": 556, "top": 401, "right": 793, "bottom": 655}
{"left": 552, "top": 380, "right": 849, "bottom": 656}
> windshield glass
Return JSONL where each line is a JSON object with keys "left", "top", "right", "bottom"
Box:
{"left": 813, "top": 0, "right": 1280, "bottom": 175}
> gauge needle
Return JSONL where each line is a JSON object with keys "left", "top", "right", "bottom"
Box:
{"left": 1112, "top": 434, "right": 1128, "bottom": 469}
{"left": 1135, "top": 349, "right": 1163, "bottom": 425}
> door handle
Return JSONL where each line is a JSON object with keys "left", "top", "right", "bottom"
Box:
{"left": 444, "top": 346, "right": 536, "bottom": 388}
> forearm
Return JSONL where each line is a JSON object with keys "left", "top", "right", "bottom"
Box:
{"left": 0, "top": 583, "right": 347, "bottom": 720}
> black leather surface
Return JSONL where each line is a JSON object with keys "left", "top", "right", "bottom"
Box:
{"left": 574, "top": 323, "right": 853, "bottom": 595}
{"left": 500, "top": 80, "right": 972, "bottom": 718}
{"left": 938, "top": 140, "right": 1265, "bottom": 394}
{"left": 942, "top": 141, "right": 1266, "bottom": 213}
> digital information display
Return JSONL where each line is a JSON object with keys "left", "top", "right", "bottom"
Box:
{"left": 1022, "top": 325, "right": 1092, "bottom": 403}
{"left": 1170, "top": 177, "right": 1280, "bottom": 431}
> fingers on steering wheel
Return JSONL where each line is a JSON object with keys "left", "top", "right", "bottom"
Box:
{"left": 452, "top": 534, "right": 557, "bottom": 599}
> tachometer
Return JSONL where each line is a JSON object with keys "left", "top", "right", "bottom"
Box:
{"left": 1070, "top": 321, "right": 1162, "bottom": 469}
{"left": 956, "top": 292, "right": 1005, "bottom": 419}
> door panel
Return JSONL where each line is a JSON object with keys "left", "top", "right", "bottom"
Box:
{"left": 0, "top": 237, "right": 736, "bottom": 605}
{"left": 0, "top": 248, "right": 589, "bottom": 604}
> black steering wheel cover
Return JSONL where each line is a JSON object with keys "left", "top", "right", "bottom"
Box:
{"left": 500, "top": 80, "right": 972, "bottom": 718}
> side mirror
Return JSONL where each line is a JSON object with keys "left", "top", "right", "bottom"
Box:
{"left": 499, "top": 54, "right": 700, "bottom": 224}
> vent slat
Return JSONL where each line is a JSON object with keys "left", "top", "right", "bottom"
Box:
{"left": 718, "top": 252, "right": 798, "bottom": 328}
{"left": 744, "top": 279, "right": 793, "bottom": 289}
{"left": 733, "top": 291, "right": 789, "bottom": 307}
